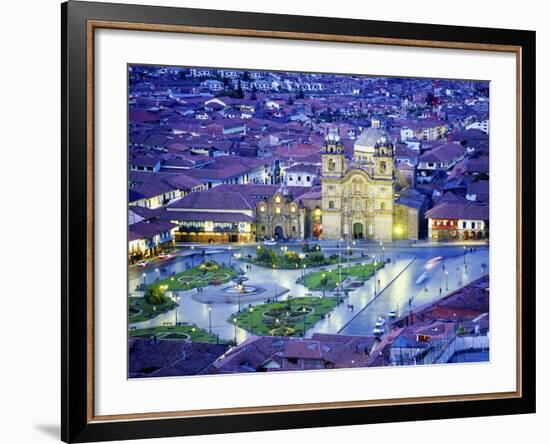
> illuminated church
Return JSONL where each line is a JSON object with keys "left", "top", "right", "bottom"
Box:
{"left": 321, "top": 121, "right": 394, "bottom": 241}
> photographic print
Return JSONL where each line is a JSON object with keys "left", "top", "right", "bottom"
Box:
{"left": 127, "top": 65, "right": 490, "bottom": 378}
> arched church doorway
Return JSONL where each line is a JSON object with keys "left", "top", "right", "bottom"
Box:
{"left": 353, "top": 222, "right": 364, "bottom": 239}
{"left": 274, "top": 226, "right": 284, "bottom": 239}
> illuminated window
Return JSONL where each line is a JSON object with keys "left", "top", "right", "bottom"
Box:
{"left": 275, "top": 207, "right": 281, "bottom": 214}
{"left": 291, "top": 206, "right": 296, "bottom": 213}
{"left": 260, "top": 206, "right": 265, "bottom": 212}
{"left": 275, "top": 196, "right": 281, "bottom": 203}
{"left": 314, "top": 208, "right": 321, "bottom": 217}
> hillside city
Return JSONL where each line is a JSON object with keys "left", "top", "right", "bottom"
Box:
{"left": 127, "top": 65, "right": 490, "bottom": 377}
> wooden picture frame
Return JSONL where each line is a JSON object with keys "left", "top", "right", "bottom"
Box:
{"left": 62, "top": 1, "right": 536, "bottom": 442}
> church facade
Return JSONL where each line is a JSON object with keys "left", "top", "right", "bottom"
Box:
{"left": 321, "top": 123, "right": 395, "bottom": 241}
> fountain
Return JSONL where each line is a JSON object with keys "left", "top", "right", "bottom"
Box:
{"left": 191, "top": 274, "right": 288, "bottom": 304}
{"left": 223, "top": 276, "right": 259, "bottom": 294}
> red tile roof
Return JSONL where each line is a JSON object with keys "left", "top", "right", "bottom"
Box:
{"left": 425, "top": 201, "right": 488, "bottom": 220}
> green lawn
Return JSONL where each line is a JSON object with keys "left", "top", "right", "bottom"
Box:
{"left": 129, "top": 324, "right": 222, "bottom": 343}
{"left": 299, "top": 262, "right": 385, "bottom": 291}
{"left": 245, "top": 249, "right": 351, "bottom": 270}
{"left": 129, "top": 296, "right": 177, "bottom": 323}
{"left": 229, "top": 297, "right": 339, "bottom": 337}
{"left": 145, "top": 262, "right": 237, "bottom": 292}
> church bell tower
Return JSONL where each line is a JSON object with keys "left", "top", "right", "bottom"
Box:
{"left": 322, "top": 127, "right": 345, "bottom": 178}
{"left": 373, "top": 136, "right": 394, "bottom": 180}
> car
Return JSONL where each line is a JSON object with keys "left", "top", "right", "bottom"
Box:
{"left": 372, "top": 326, "right": 385, "bottom": 335}
{"left": 263, "top": 238, "right": 277, "bottom": 246}
{"left": 374, "top": 317, "right": 386, "bottom": 328}
{"left": 426, "top": 256, "right": 443, "bottom": 269}
{"left": 415, "top": 271, "right": 428, "bottom": 284}
{"left": 136, "top": 260, "right": 147, "bottom": 267}
{"left": 158, "top": 253, "right": 172, "bottom": 260}
{"left": 388, "top": 310, "right": 397, "bottom": 318}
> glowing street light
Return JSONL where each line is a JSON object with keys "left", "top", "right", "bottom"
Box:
{"left": 208, "top": 306, "right": 212, "bottom": 333}
{"left": 171, "top": 294, "right": 180, "bottom": 326}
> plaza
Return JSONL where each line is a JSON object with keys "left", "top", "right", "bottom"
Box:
{"left": 128, "top": 240, "right": 489, "bottom": 344}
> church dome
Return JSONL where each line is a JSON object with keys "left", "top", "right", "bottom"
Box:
{"left": 355, "top": 127, "right": 391, "bottom": 148}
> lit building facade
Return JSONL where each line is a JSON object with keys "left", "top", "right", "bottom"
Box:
{"left": 321, "top": 126, "right": 395, "bottom": 241}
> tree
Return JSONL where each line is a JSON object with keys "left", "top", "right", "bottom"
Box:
{"left": 199, "top": 260, "right": 219, "bottom": 272}
{"left": 308, "top": 252, "right": 325, "bottom": 265}
{"left": 145, "top": 287, "right": 167, "bottom": 306}
{"left": 284, "top": 251, "right": 301, "bottom": 266}
{"left": 256, "top": 247, "right": 278, "bottom": 265}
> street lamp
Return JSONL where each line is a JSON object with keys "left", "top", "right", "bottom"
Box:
{"left": 302, "top": 306, "right": 307, "bottom": 336}
{"left": 249, "top": 308, "right": 254, "bottom": 334}
{"left": 208, "top": 306, "right": 212, "bottom": 333}
{"left": 321, "top": 273, "right": 326, "bottom": 298}
{"left": 346, "top": 245, "right": 351, "bottom": 275}
{"left": 142, "top": 272, "right": 146, "bottom": 287}
{"left": 319, "top": 294, "right": 323, "bottom": 319}
{"left": 233, "top": 317, "right": 237, "bottom": 343}
{"left": 338, "top": 239, "right": 343, "bottom": 286}
{"left": 172, "top": 294, "right": 180, "bottom": 326}
{"left": 445, "top": 270, "right": 449, "bottom": 291}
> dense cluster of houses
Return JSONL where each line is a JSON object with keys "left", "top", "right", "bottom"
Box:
{"left": 127, "top": 65, "right": 490, "bottom": 261}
